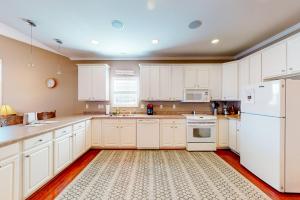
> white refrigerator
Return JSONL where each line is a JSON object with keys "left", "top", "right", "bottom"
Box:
{"left": 240, "top": 79, "right": 300, "bottom": 193}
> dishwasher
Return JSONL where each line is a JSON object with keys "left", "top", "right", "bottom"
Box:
{"left": 137, "top": 119, "right": 159, "bottom": 149}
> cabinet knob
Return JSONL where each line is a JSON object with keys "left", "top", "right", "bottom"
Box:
{"left": 289, "top": 68, "right": 293, "bottom": 71}
{"left": 25, "top": 155, "right": 30, "bottom": 158}
{"left": 0, "top": 165, "right": 2, "bottom": 168}
{"left": 282, "top": 69, "right": 286, "bottom": 72}
{"left": 38, "top": 139, "right": 43, "bottom": 142}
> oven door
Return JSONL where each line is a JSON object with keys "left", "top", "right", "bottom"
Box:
{"left": 187, "top": 123, "right": 216, "bottom": 143}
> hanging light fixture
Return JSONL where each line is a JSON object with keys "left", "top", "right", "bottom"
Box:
{"left": 54, "top": 38, "right": 63, "bottom": 75}
{"left": 23, "top": 19, "right": 36, "bottom": 67}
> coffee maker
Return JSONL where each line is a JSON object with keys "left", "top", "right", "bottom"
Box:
{"left": 147, "top": 104, "right": 154, "bottom": 115}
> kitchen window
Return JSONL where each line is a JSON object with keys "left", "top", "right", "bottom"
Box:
{"left": 112, "top": 77, "right": 139, "bottom": 107}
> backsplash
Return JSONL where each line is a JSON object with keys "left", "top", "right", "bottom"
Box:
{"left": 82, "top": 101, "right": 240, "bottom": 115}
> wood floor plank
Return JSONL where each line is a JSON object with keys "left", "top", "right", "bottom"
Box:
{"left": 26, "top": 149, "right": 300, "bottom": 200}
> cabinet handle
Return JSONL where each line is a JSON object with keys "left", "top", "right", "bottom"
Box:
{"left": 0, "top": 165, "right": 2, "bottom": 168}
{"left": 289, "top": 68, "right": 293, "bottom": 71}
{"left": 38, "top": 139, "right": 43, "bottom": 142}
{"left": 25, "top": 155, "right": 30, "bottom": 158}
{"left": 282, "top": 69, "right": 286, "bottom": 72}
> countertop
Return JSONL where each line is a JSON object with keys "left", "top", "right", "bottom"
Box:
{"left": 0, "top": 113, "right": 239, "bottom": 148}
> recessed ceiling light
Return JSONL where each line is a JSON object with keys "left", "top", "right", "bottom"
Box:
{"left": 112, "top": 20, "right": 124, "bottom": 30}
{"left": 188, "top": 20, "right": 202, "bottom": 29}
{"left": 147, "top": 0, "right": 156, "bottom": 10}
{"left": 91, "top": 40, "right": 99, "bottom": 45}
{"left": 152, "top": 39, "right": 159, "bottom": 44}
{"left": 211, "top": 39, "right": 220, "bottom": 44}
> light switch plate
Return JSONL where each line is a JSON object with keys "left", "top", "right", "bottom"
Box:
{"left": 85, "top": 104, "right": 89, "bottom": 109}
{"left": 160, "top": 105, "right": 163, "bottom": 109}
{"left": 172, "top": 104, "right": 176, "bottom": 109}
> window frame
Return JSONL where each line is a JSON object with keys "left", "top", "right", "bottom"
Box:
{"left": 111, "top": 76, "right": 139, "bottom": 108}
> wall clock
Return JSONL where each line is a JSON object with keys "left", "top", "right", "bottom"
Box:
{"left": 46, "top": 78, "right": 57, "bottom": 88}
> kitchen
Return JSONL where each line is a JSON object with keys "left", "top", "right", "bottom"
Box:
{"left": 0, "top": 1, "right": 300, "bottom": 200}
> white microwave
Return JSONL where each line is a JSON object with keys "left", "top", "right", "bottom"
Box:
{"left": 183, "top": 89, "right": 211, "bottom": 102}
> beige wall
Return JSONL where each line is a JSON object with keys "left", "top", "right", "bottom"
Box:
{"left": 0, "top": 35, "right": 83, "bottom": 116}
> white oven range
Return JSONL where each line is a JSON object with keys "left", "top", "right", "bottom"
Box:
{"left": 185, "top": 115, "right": 217, "bottom": 151}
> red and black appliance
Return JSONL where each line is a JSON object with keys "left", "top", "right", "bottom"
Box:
{"left": 147, "top": 104, "right": 154, "bottom": 115}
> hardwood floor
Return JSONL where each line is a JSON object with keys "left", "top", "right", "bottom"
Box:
{"left": 216, "top": 150, "right": 300, "bottom": 200}
{"left": 26, "top": 149, "right": 300, "bottom": 200}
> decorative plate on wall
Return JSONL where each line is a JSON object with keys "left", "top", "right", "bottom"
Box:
{"left": 46, "top": 78, "right": 57, "bottom": 88}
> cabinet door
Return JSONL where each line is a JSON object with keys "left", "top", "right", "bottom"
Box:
{"left": 92, "top": 66, "right": 109, "bottom": 101}
{"left": 23, "top": 142, "right": 53, "bottom": 197}
{"left": 173, "top": 124, "right": 186, "bottom": 148}
{"left": 159, "top": 66, "right": 171, "bottom": 100}
{"left": 149, "top": 67, "right": 160, "bottom": 100}
{"left": 73, "top": 129, "right": 86, "bottom": 159}
{"left": 137, "top": 120, "right": 160, "bottom": 149}
{"left": 209, "top": 64, "right": 222, "bottom": 100}
{"left": 78, "top": 66, "right": 92, "bottom": 101}
{"left": 184, "top": 67, "right": 198, "bottom": 88}
{"left": 217, "top": 119, "right": 229, "bottom": 148}
{"left": 228, "top": 119, "right": 237, "bottom": 151}
{"left": 239, "top": 58, "right": 250, "bottom": 99}
{"left": 0, "top": 156, "right": 19, "bottom": 200}
{"left": 85, "top": 120, "right": 92, "bottom": 150}
{"left": 222, "top": 62, "right": 238, "bottom": 100}
{"left": 92, "top": 119, "right": 102, "bottom": 147}
{"left": 262, "top": 41, "right": 287, "bottom": 79}
{"left": 236, "top": 121, "right": 241, "bottom": 154}
{"left": 140, "top": 67, "right": 150, "bottom": 100}
{"left": 171, "top": 66, "right": 184, "bottom": 100}
{"left": 287, "top": 32, "right": 300, "bottom": 74}
{"left": 120, "top": 125, "right": 136, "bottom": 148}
{"left": 160, "top": 125, "right": 174, "bottom": 148}
{"left": 249, "top": 52, "right": 262, "bottom": 85}
{"left": 54, "top": 134, "right": 72, "bottom": 175}
{"left": 197, "top": 69, "right": 209, "bottom": 88}
{"left": 102, "top": 125, "right": 119, "bottom": 147}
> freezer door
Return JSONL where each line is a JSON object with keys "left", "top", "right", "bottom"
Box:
{"left": 240, "top": 113, "right": 285, "bottom": 192}
{"left": 241, "top": 80, "right": 285, "bottom": 117}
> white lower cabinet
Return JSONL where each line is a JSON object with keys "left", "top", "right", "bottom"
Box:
{"left": 228, "top": 119, "right": 237, "bottom": 152}
{"left": 217, "top": 119, "right": 229, "bottom": 148}
{"left": 160, "top": 119, "right": 186, "bottom": 148}
{"left": 54, "top": 133, "right": 73, "bottom": 175}
{"left": 137, "top": 119, "right": 160, "bottom": 149}
{"left": 102, "top": 119, "right": 137, "bottom": 148}
{"left": 73, "top": 128, "right": 86, "bottom": 159}
{"left": 92, "top": 119, "right": 102, "bottom": 147}
{"left": 85, "top": 120, "right": 92, "bottom": 150}
{"left": 0, "top": 143, "right": 20, "bottom": 200}
{"left": 23, "top": 141, "right": 53, "bottom": 198}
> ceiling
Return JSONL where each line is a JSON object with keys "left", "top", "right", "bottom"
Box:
{"left": 0, "top": 0, "right": 300, "bottom": 60}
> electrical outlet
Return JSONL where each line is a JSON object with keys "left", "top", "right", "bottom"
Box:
{"left": 85, "top": 104, "right": 89, "bottom": 109}
{"left": 160, "top": 104, "right": 163, "bottom": 109}
{"left": 172, "top": 104, "right": 176, "bottom": 109}
{"left": 140, "top": 104, "right": 145, "bottom": 109}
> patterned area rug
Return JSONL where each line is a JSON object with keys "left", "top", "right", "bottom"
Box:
{"left": 56, "top": 150, "right": 271, "bottom": 200}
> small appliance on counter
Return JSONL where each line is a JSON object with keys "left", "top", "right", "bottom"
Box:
{"left": 147, "top": 104, "right": 154, "bottom": 115}
{"left": 23, "top": 112, "right": 38, "bottom": 125}
{"left": 223, "top": 103, "right": 229, "bottom": 115}
{"left": 105, "top": 105, "right": 110, "bottom": 115}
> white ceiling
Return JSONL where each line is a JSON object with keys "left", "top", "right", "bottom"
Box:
{"left": 0, "top": 0, "right": 300, "bottom": 60}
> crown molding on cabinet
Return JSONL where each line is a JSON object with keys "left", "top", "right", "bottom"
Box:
{"left": 235, "top": 22, "right": 300, "bottom": 60}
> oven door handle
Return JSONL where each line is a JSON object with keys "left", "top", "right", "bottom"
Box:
{"left": 187, "top": 123, "right": 216, "bottom": 127}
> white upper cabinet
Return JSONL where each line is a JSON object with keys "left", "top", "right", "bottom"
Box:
{"left": 159, "top": 66, "right": 172, "bottom": 100}
{"left": 262, "top": 41, "right": 287, "bottom": 79}
{"left": 249, "top": 52, "right": 262, "bottom": 85}
{"left": 184, "top": 65, "right": 209, "bottom": 89}
{"left": 139, "top": 66, "right": 160, "bottom": 101}
{"left": 209, "top": 64, "right": 222, "bottom": 100}
{"left": 171, "top": 66, "right": 184, "bottom": 100}
{"left": 78, "top": 64, "right": 110, "bottom": 101}
{"left": 222, "top": 61, "right": 239, "bottom": 100}
{"left": 238, "top": 58, "right": 250, "bottom": 99}
{"left": 287, "top": 32, "right": 300, "bottom": 74}
{"left": 140, "top": 65, "right": 184, "bottom": 101}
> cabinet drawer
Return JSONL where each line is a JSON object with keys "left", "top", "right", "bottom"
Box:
{"left": 160, "top": 119, "right": 186, "bottom": 125}
{"left": 0, "top": 143, "right": 20, "bottom": 161}
{"left": 73, "top": 121, "right": 86, "bottom": 130}
{"left": 23, "top": 132, "right": 53, "bottom": 151}
{"left": 119, "top": 119, "right": 136, "bottom": 125}
{"left": 102, "top": 119, "right": 119, "bottom": 124}
{"left": 54, "top": 126, "right": 72, "bottom": 139}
